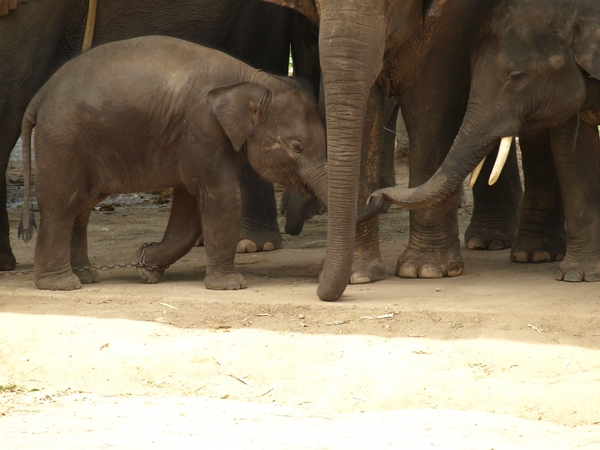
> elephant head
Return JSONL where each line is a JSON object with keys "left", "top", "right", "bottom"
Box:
{"left": 209, "top": 78, "right": 329, "bottom": 211}
{"left": 264, "top": 0, "right": 448, "bottom": 300}
{"left": 369, "top": 0, "right": 600, "bottom": 211}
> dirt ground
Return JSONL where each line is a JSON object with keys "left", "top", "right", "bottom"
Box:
{"left": 2, "top": 143, "right": 600, "bottom": 448}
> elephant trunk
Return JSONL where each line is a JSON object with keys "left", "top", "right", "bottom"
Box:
{"left": 316, "top": 4, "right": 386, "bottom": 301}
{"left": 371, "top": 103, "right": 513, "bottom": 211}
{"left": 303, "top": 162, "right": 328, "bottom": 208}
{"left": 284, "top": 192, "right": 313, "bottom": 236}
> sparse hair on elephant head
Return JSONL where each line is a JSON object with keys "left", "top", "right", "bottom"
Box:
{"left": 208, "top": 82, "right": 272, "bottom": 151}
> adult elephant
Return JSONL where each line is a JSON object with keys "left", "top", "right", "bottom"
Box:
{"left": 266, "top": 0, "right": 524, "bottom": 300}
{"left": 370, "top": 0, "right": 600, "bottom": 282}
{"left": 0, "top": 0, "right": 319, "bottom": 270}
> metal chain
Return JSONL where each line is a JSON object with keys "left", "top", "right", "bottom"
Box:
{"left": 2, "top": 243, "right": 169, "bottom": 276}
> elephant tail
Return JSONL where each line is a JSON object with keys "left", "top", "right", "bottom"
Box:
{"left": 18, "top": 103, "right": 38, "bottom": 243}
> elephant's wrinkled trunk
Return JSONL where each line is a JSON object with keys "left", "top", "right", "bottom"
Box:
{"left": 371, "top": 104, "right": 506, "bottom": 210}
{"left": 284, "top": 192, "right": 313, "bottom": 236}
{"left": 316, "top": 4, "right": 386, "bottom": 301}
{"left": 303, "top": 162, "right": 328, "bottom": 208}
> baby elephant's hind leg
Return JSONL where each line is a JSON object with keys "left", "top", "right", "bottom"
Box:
{"left": 135, "top": 188, "right": 202, "bottom": 283}
{"left": 34, "top": 209, "right": 81, "bottom": 291}
{"left": 71, "top": 203, "right": 104, "bottom": 284}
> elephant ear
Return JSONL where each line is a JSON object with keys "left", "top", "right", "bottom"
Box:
{"left": 423, "top": 0, "right": 449, "bottom": 17}
{"left": 572, "top": 15, "right": 600, "bottom": 80}
{"left": 262, "top": 0, "right": 319, "bottom": 25}
{"left": 208, "top": 82, "right": 273, "bottom": 152}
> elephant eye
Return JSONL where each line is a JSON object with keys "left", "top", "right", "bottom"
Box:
{"left": 508, "top": 70, "right": 526, "bottom": 82}
{"left": 291, "top": 140, "right": 304, "bottom": 153}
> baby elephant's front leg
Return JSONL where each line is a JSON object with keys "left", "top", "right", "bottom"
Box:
{"left": 201, "top": 188, "right": 247, "bottom": 290}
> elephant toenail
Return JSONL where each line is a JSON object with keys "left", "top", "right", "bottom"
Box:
{"left": 488, "top": 240, "right": 505, "bottom": 250}
{"left": 350, "top": 273, "right": 371, "bottom": 284}
{"left": 511, "top": 249, "right": 529, "bottom": 263}
{"left": 467, "top": 238, "right": 486, "bottom": 250}
{"left": 584, "top": 272, "right": 600, "bottom": 282}
{"left": 447, "top": 263, "right": 463, "bottom": 277}
{"left": 397, "top": 262, "right": 418, "bottom": 278}
{"left": 563, "top": 272, "right": 583, "bottom": 282}
{"left": 419, "top": 264, "right": 444, "bottom": 279}
{"left": 531, "top": 251, "right": 551, "bottom": 263}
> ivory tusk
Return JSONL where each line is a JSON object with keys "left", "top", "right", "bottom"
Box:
{"left": 488, "top": 136, "right": 514, "bottom": 185}
{"left": 469, "top": 157, "right": 486, "bottom": 189}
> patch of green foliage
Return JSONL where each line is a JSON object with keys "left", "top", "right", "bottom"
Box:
{"left": 0, "top": 384, "right": 21, "bottom": 393}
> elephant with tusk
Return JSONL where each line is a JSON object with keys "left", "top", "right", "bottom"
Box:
{"left": 370, "top": 0, "right": 600, "bottom": 283}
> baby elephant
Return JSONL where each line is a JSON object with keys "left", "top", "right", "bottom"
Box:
{"left": 20, "top": 35, "right": 327, "bottom": 291}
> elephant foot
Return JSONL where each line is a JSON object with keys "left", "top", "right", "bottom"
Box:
{"left": 464, "top": 220, "right": 518, "bottom": 251}
{"left": 350, "top": 257, "right": 385, "bottom": 284}
{"left": 136, "top": 266, "right": 164, "bottom": 284}
{"left": 204, "top": 271, "right": 247, "bottom": 290}
{"left": 396, "top": 247, "right": 464, "bottom": 279}
{"left": 0, "top": 249, "right": 16, "bottom": 271}
{"left": 556, "top": 258, "right": 600, "bottom": 282}
{"left": 34, "top": 269, "right": 82, "bottom": 291}
{"left": 510, "top": 235, "right": 566, "bottom": 263}
{"left": 74, "top": 268, "right": 100, "bottom": 284}
{"left": 236, "top": 229, "right": 282, "bottom": 253}
{"left": 134, "top": 246, "right": 167, "bottom": 284}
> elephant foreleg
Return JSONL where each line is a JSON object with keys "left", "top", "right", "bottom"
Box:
{"left": 465, "top": 140, "right": 523, "bottom": 250}
{"left": 349, "top": 84, "right": 391, "bottom": 285}
{"left": 200, "top": 183, "right": 246, "bottom": 290}
{"left": 510, "top": 129, "right": 566, "bottom": 263}
{"left": 550, "top": 117, "right": 600, "bottom": 282}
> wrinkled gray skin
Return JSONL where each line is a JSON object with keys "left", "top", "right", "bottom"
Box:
{"left": 371, "top": 0, "right": 600, "bottom": 282}
{"left": 267, "top": 0, "right": 524, "bottom": 300}
{"left": 20, "top": 36, "right": 328, "bottom": 291}
{"left": 0, "top": 0, "right": 319, "bottom": 271}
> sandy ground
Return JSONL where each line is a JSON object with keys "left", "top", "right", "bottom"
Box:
{"left": 2, "top": 144, "right": 600, "bottom": 449}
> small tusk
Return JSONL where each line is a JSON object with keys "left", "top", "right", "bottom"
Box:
{"left": 469, "top": 157, "right": 486, "bottom": 189}
{"left": 488, "top": 136, "right": 514, "bottom": 185}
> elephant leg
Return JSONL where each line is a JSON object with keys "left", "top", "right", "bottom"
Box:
{"left": 551, "top": 118, "right": 600, "bottom": 281}
{"left": 395, "top": 86, "right": 465, "bottom": 279}
{"left": 379, "top": 102, "right": 399, "bottom": 190}
{"left": 201, "top": 184, "right": 246, "bottom": 290}
{"left": 135, "top": 187, "right": 203, "bottom": 284}
{"left": 511, "top": 129, "right": 566, "bottom": 263}
{"left": 34, "top": 206, "right": 81, "bottom": 291}
{"left": 236, "top": 161, "right": 282, "bottom": 253}
{"left": 0, "top": 137, "right": 16, "bottom": 271}
{"left": 70, "top": 203, "right": 105, "bottom": 285}
{"left": 349, "top": 84, "right": 391, "bottom": 285}
{"left": 376, "top": 101, "right": 400, "bottom": 214}
{"left": 465, "top": 141, "right": 523, "bottom": 250}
